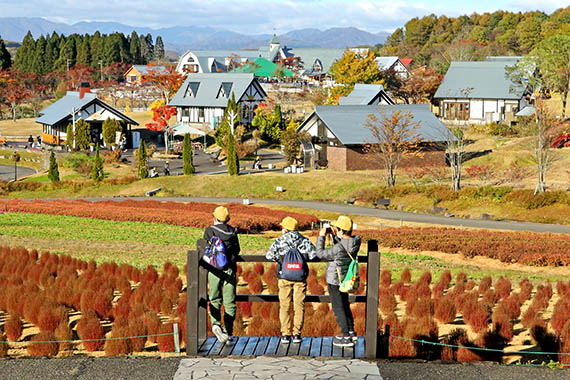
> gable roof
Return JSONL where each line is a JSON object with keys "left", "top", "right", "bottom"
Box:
{"left": 299, "top": 104, "right": 450, "bottom": 145}
{"left": 434, "top": 60, "right": 525, "bottom": 100}
{"left": 375, "top": 56, "right": 400, "bottom": 71}
{"left": 36, "top": 91, "right": 138, "bottom": 126}
{"left": 400, "top": 58, "right": 413, "bottom": 67}
{"left": 128, "top": 65, "right": 168, "bottom": 76}
{"left": 169, "top": 73, "right": 264, "bottom": 107}
{"left": 338, "top": 84, "right": 394, "bottom": 105}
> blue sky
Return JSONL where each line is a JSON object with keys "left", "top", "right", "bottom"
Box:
{"left": 0, "top": 0, "right": 566, "bottom": 33}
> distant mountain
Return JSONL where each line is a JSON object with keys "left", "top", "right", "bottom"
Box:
{"left": 0, "top": 17, "right": 388, "bottom": 53}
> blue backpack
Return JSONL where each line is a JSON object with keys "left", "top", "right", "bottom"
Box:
{"left": 203, "top": 235, "right": 228, "bottom": 269}
{"left": 280, "top": 247, "right": 308, "bottom": 282}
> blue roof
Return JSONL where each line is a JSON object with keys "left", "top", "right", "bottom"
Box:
{"left": 131, "top": 65, "right": 168, "bottom": 76}
{"left": 300, "top": 104, "right": 451, "bottom": 145}
{"left": 36, "top": 91, "right": 138, "bottom": 126}
{"left": 338, "top": 84, "right": 394, "bottom": 105}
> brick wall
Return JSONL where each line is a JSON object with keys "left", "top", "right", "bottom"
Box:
{"left": 336, "top": 145, "right": 446, "bottom": 171}
{"left": 327, "top": 146, "right": 347, "bottom": 170}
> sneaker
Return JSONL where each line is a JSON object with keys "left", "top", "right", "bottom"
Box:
{"left": 292, "top": 334, "right": 302, "bottom": 343}
{"left": 212, "top": 324, "right": 229, "bottom": 343}
{"left": 333, "top": 336, "right": 355, "bottom": 348}
{"left": 281, "top": 335, "right": 291, "bottom": 344}
{"left": 348, "top": 331, "right": 358, "bottom": 342}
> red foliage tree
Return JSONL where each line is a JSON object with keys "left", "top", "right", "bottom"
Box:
{"left": 27, "top": 332, "right": 59, "bottom": 357}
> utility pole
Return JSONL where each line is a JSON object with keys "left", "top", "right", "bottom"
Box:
{"left": 72, "top": 107, "right": 77, "bottom": 151}
{"left": 99, "top": 60, "right": 103, "bottom": 81}
{"left": 66, "top": 59, "right": 71, "bottom": 73}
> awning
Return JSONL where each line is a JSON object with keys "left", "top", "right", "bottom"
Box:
{"left": 168, "top": 123, "right": 207, "bottom": 136}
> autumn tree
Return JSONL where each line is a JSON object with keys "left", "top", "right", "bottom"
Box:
{"left": 145, "top": 100, "right": 177, "bottom": 132}
{"left": 0, "top": 69, "right": 33, "bottom": 121}
{"left": 447, "top": 127, "right": 466, "bottom": 191}
{"left": 330, "top": 50, "right": 382, "bottom": 86}
{"left": 48, "top": 152, "right": 60, "bottom": 183}
{"left": 182, "top": 133, "right": 194, "bottom": 175}
{"left": 251, "top": 101, "right": 283, "bottom": 144}
{"left": 280, "top": 122, "right": 308, "bottom": 165}
{"left": 142, "top": 64, "right": 185, "bottom": 101}
{"left": 399, "top": 67, "right": 443, "bottom": 104}
{"left": 365, "top": 108, "right": 422, "bottom": 187}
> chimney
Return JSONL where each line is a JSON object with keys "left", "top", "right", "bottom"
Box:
{"left": 79, "top": 82, "right": 91, "bottom": 99}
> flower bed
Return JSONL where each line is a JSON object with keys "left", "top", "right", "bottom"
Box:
{"left": 358, "top": 227, "right": 570, "bottom": 266}
{"left": 3, "top": 199, "right": 318, "bottom": 233}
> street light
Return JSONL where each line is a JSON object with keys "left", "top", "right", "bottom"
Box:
{"left": 12, "top": 152, "right": 20, "bottom": 181}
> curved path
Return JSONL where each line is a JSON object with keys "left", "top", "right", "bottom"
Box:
{"left": 81, "top": 196, "right": 570, "bottom": 234}
{"left": 0, "top": 164, "right": 36, "bottom": 181}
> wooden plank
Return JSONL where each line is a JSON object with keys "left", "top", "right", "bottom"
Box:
{"left": 242, "top": 337, "right": 260, "bottom": 356}
{"left": 298, "top": 337, "right": 312, "bottom": 356}
{"left": 198, "top": 264, "right": 208, "bottom": 340}
{"left": 230, "top": 336, "right": 249, "bottom": 356}
{"left": 354, "top": 337, "right": 365, "bottom": 358}
{"left": 287, "top": 340, "right": 301, "bottom": 356}
{"left": 321, "top": 337, "right": 332, "bottom": 357}
{"left": 332, "top": 340, "right": 343, "bottom": 357}
{"left": 275, "top": 338, "right": 290, "bottom": 356}
{"left": 309, "top": 337, "right": 322, "bottom": 357}
{"left": 343, "top": 344, "right": 354, "bottom": 358}
{"left": 209, "top": 338, "right": 226, "bottom": 356}
{"left": 219, "top": 337, "right": 238, "bottom": 356}
{"left": 198, "top": 337, "right": 217, "bottom": 355}
{"left": 265, "top": 337, "right": 280, "bottom": 356}
{"left": 186, "top": 250, "right": 199, "bottom": 356}
{"left": 365, "top": 242, "right": 380, "bottom": 360}
{"left": 254, "top": 336, "right": 271, "bottom": 356}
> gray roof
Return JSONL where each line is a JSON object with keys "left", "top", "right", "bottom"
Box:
{"left": 295, "top": 48, "right": 344, "bottom": 74}
{"left": 300, "top": 104, "right": 450, "bottom": 145}
{"left": 36, "top": 91, "right": 138, "bottom": 126}
{"left": 131, "top": 65, "right": 168, "bottom": 76}
{"left": 434, "top": 61, "right": 525, "bottom": 100}
{"left": 485, "top": 56, "right": 522, "bottom": 62}
{"left": 169, "top": 73, "right": 262, "bottom": 107}
{"left": 375, "top": 56, "right": 400, "bottom": 71}
{"left": 338, "top": 84, "right": 393, "bottom": 105}
{"left": 516, "top": 105, "right": 535, "bottom": 117}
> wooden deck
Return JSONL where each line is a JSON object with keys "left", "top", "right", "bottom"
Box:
{"left": 198, "top": 336, "right": 365, "bottom": 358}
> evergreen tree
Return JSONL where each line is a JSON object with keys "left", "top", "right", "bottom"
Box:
{"left": 154, "top": 36, "right": 165, "bottom": 60}
{"left": 65, "top": 122, "right": 74, "bottom": 150}
{"left": 90, "top": 31, "right": 102, "bottom": 68}
{"left": 141, "top": 33, "right": 154, "bottom": 63}
{"left": 226, "top": 131, "right": 239, "bottom": 176}
{"left": 13, "top": 31, "right": 35, "bottom": 72}
{"left": 48, "top": 152, "right": 60, "bottom": 183}
{"left": 102, "top": 119, "right": 121, "bottom": 146}
{"left": 54, "top": 37, "right": 76, "bottom": 71}
{"left": 182, "top": 133, "right": 194, "bottom": 175}
{"left": 215, "top": 92, "right": 240, "bottom": 149}
{"left": 0, "top": 37, "right": 11, "bottom": 70}
{"left": 74, "top": 119, "right": 91, "bottom": 150}
{"left": 137, "top": 140, "right": 148, "bottom": 179}
{"left": 44, "top": 32, "right": 60, "bottom": 72}
{"left": 103, "top": 35, "right": 121, "bottom": 66}
{"left": 76, "top": 37, "right": 91, "bottom": 66}
{"left": 129, "top": 31, "right": 141, "bottom": 64}
{"left": 30, "top": 35, "right": 47, "bottom": 74}
{"left": 91, "top": 144, "right": 104, "bottom": 181}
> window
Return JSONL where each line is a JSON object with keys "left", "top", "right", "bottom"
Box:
{"left": 182, "top": 108, "right": 190, "bottom": 118}
{"left": 217, "top": 82, "right": 233, "bottom": 98}
{"left": 185, "top": 82, "right": 200, "bottom": 97}
{"left": 199, "top": 108, "right": 205, "bottom": 119}
{"left": 444, "top": 102, "right": 469, "bottom": 120}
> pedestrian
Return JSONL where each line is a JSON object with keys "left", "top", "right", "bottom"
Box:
{"left": 316, "top": 215, "right": 361, "bottom": 347}
{"left": 266, "top": 217, "right": 316, "bottom": 344}
{"left": 164, "top": 160, "right": 170, "bottom": 176}
{"left": 253, "top": 156, "right": 261, "bottom": 170}
{"left": 149, "top": 167, "right": 158, "bottom": 178}
{"left": 27, "top": 135, "right": 34, "bottom": 148}
{"left": 204, "top": 206, "right": 241, "bottom": 343}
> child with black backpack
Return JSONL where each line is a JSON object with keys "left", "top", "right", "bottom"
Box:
{"left": 266, "top": 217, "right": 316, "bottom": 344}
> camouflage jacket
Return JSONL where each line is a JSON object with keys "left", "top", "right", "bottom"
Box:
{"left": 266, "top": 231, "right": 317, "bottom": 262}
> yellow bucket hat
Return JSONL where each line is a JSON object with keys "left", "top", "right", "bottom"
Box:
{"left": 331, "top": 215, "right": 353, "bottom": 232}
{"left": 280, "top": 216, "right": 299, "bottom": 231}
{"left": 213, "top": 206, "right": 230, "bottom": 222}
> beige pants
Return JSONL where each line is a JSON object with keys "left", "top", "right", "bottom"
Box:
{"left": 278, "top": 279, "right": 307, "bottom": 336}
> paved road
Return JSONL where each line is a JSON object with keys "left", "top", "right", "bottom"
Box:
{"left": 0, "top": 357, "right": 568, "bottom": 380}
{"left": 81, "top": 196, "right": 570, "bottom": 234}
{"left": 0, "top": 164, "right": 36, "bottom": 181}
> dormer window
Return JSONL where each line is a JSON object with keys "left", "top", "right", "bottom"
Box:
{"left": 217, "top": 82, "right": 233, "bottom": 98}
{"left": 185, "top": 82, "right": 199, "bottom": 97}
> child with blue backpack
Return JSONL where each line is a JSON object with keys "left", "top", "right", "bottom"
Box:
{"left": 204, "top": 206, "right": 240, "bottom": 343}
{"left": 266, "top": 217, "right": 316, "bottom": 344}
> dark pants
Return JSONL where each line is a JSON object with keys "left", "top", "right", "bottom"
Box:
{"left": 328, "top": 284, "right": 354, "bottom": 336}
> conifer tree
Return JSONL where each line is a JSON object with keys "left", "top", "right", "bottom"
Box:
{"left": 76, "top": 38, "right": 91, "bottom": 66}
{"left": 154, "top": 36, "right": 165, "bottom": 60}
{"left": 48, "top": 152, "right": 60, "bottom": 183}
{"left": 74, "top": 119, "right": 91, "bottom": 151}
{"left": 182, "top": 133, "right": 194, "bottom": 175}
{"left": 31, "top": 35, "right": 47, "bottom": 74}
{"left": 13, "top": 31, "right": 35, "bottom": 72}
{"left": 65, "top": 123, "right": 74, "bottom": 150}
{"left": 129, "top": 31, "right": 141, "bottom": 64}
{"left": 226, "top": 132, "right": 239, "bottom": 176}
{"left": 0, "top": 37, "right": 11, "bottom": 70}
{"left": 137, "top": 140, "right": 148, "bottom": 179}
{"left": 91, "top": 144, "right": 104, "bottom": 182}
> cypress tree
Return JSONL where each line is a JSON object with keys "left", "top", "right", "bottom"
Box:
{"left": 154, "top": 36, "right": 165, "bottom": 60}
{"left": 0, "top": 37, "right": 11, "bottom": 70}
{"left": 91, "top": 144, "right": 104, "bottom": 182}
{"left": 65, "top": 122, "right": 74, "bottom": 150}
{"left": 74, "top": 119, "right": 91, "bottom": 150}
{"left": 129, "top": 31, "right": 141, "bottom": 64}
{"left": 48, "top": 152, "right": 60, "bottom": 183}
{"left": 76, "top": 37, "right": 91, "bottom": 66}
{"left": 13, "top": 31, "right": 35, "bottom": 72}
{"left": 182, "top": 133, "right": 194, "bottom": 175}
{"left": 103, "top": 35, "right": 121, "bottom": 66}
{"left": 137, "top": 140, "right": 148, "bottom": 179}
{"left": 143, "top": 34, "right": 154, "bottom": 62}
{"left": 226, "top": 132, "right": 239, "bottom": 176}
{"left": 90, "top": 31, "right": 102, "bottom": 68}
{"left": 30, "top": 35, "right": 47, "bottom": 74}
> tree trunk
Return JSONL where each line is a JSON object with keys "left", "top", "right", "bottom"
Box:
{"left": 11, "top": 103, "right": 17, "bottom": 122}
{"left": 386, "top": 164, "right": 396, "bottom": 187}
{"left": 562, "top": 90, "right": 568, "bottom": 119}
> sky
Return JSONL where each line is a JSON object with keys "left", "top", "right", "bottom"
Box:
{"left": 0, "top": 0, "right": 567, "bottom": 33}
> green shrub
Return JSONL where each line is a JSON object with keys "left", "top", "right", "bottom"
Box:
{"left": 62, "top": 153, "right": 92, "bottom": 170}
{"left": 137, "top": 141, "right": 148, "bottom": 179}
{"left": 182, "top": 134, "right": 194, "bottom": 175}
{"left": 47, "top": 152, "right": 60, "bottom": 183}
{"left": 91, "top": 145, "right": 104, "bottom": 182}
{"left": 504, "top": 190, "right": 570, "bottom": 209}
{"left": 486, "top": 122, "right": 514, "bottom": 137}
{"left": 460, "top": 186, "right": 512, "bottom": 202}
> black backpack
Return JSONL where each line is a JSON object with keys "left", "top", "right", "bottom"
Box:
{"left": 279, "top": 247, "right": 309, "bottom": 282}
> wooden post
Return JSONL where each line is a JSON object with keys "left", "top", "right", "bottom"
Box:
{"left": 198, "top": 263, "right": 208, "bottom": 340}
{"left": 186, "top": 250, "right": 199, "bottom": 355}
{"left": 365, "top": 239, "right": 380, "bottom": 359}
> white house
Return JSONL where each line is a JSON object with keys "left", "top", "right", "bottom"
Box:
{"left": 169, "top": 73, "right": 267, "bottom": 128}
{"left": 433, "top": 58, "right": 530, "bottom": 125}
{"left": 375, "top": 57, "right": 410, "bottom": 78}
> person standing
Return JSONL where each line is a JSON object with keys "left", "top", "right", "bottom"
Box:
{"left": 204, "top": 206, "right": 241, "bottom": 343}
{"left": 316, "top": 215, "right": 361, "bottom": 347}
{"left": 266, "top": 217, "right": 316, "bottom": 344}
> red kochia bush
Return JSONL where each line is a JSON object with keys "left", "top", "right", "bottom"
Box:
{"left": 157, "top": 323, "right": 178, "bottom": 353}
{"left": 76, "top": 312, "right": 105, "bottom": 352}
{"left": 4, "top": 315, "right": 23, "bottom": 342}
{"left": 247, "top": 276, "right": 264, "bottom": 294}
{"left": 28, "top": 332, "right": 59, "bottom": 357}
{"left": 104, "top": 326, "right": 132, "bottom": 356}
{"left": 434, "top": 296, "right": 456, "bottom": 324}
{"left": 0, "top": 331, "right": 8, "bottom": 358}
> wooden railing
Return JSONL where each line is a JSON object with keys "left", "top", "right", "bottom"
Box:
{"left": 186, "top": 239, "right": 380, "bottom": 359}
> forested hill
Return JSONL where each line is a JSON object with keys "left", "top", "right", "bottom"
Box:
{"left": 379, "top": 7, "right": 570, "bottom": 73}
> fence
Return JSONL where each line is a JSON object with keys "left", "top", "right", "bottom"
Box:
{"left": 186, "top": 240, "right": 380, "bottom": 359}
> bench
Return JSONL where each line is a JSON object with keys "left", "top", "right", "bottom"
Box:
{"left": 145, "top": 186, "right": 162, "bottom": 197}
{"left": 374, "top": 198, "right": 390, "bottom": 208}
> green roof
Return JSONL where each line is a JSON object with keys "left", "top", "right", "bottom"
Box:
{"left": 232, "top": 57, "right": 292, "bottom": 78}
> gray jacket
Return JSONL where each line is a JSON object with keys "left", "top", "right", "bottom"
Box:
{"left": 316, "top": 235, "right": 361, "bottom": 286}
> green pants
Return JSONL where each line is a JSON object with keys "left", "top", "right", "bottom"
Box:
{"left": 208, "top": 268, "right": 237, "bottom": 335}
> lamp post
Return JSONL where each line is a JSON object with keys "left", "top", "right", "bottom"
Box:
{"left": 12, "top": 152, "right": 20, "bottom": 181}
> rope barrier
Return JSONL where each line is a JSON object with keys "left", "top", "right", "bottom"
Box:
{"left": 390, "top": 334, "right": 570, "bottom": 356}
{"left": 0, "top": 332, "right": 177, "bottom": 345}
